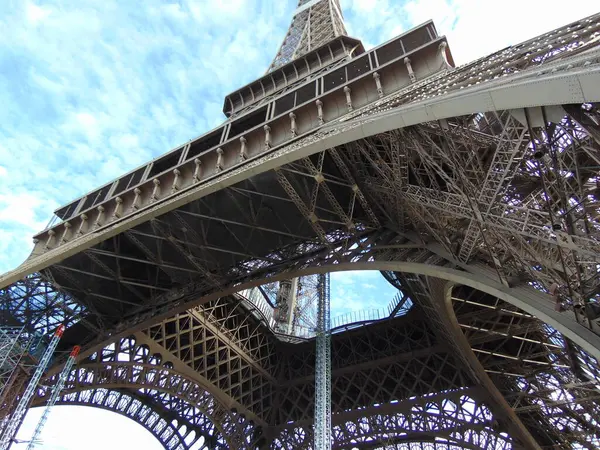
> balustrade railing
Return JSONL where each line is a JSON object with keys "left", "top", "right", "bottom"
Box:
{"left": 42, "top": 214, "right": 60, "bottom": 232}
{"left": 237, "top": 288, "right": 276, "bottom": 328}
{"left": 235, "top": 286, "right": 412, "bottom": 340}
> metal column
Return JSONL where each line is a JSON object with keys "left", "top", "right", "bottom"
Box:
{"left": 274, "top": 278, "right": 299, "bottom": 334}
{"left": 314, "top": 272, "right": 331, "bottom": 450}
{"left": 27, "top": 345, "right": 80, "bottom": 450}
{"left": 0, "top": 325, "right": 64, "bottom": 450}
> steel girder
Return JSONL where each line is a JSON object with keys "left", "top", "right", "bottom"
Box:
{"left": 450, "top": 284, "right": 600, "bottom": 449}
{"left": 8, "top": 106, "right": 597, "bottom": 357}
{"left": 142, "top": 298, "right": 278, "bottom": 424}
{"left": 26, "top": 263, "right": 600, "bottom": 449}
{"left": 34, "top": 293, "right": 522, "bottom": 449}
{"left": 273, "top": 389, "right": 512, "bottom": 450}
{"left": 1, "top": 16, "right": 599, "bottom": 347}
{"left": 33, "top": 331, "right": 260, "bottom": 449}
{"left": 0, "top": 273, "right": 86, "bottom": 335}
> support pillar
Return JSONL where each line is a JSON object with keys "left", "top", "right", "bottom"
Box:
{"left": 274, "top": 279, "right": 299, "bottom": 334}
{"left": 314, "top": 273, "right": 331, "bottom": 450}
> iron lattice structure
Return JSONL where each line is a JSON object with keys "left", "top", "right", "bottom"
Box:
{"left": 314, "top": 273, "right": 331, "bottom": 450}
{"left": 269, "top": 0, "right": 346, "bottom": 72}
{"left": 1, "top": 1, "right": 600, "bottom": 449}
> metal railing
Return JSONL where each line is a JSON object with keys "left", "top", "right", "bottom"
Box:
{"left": 235, "top": 286, "right": 412, "bottom": 341}
{"left": 236, "top": 287, "right": 276, "bottom": 328}
{"left": 42, "top": 214, "right": 60, "bottom": 231}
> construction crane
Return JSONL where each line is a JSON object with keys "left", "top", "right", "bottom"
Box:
{"left": 26, "top": 345, "right": 80, "bottom": 450}
{"left": 314, "top": 273, "right": 331, "bottom": 450}
{"left": 0, "top": 325, "right": 64, "bottom": 450}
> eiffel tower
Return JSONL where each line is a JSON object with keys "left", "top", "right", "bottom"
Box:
{"left": 2, "top": 1, "right": 600, "bottom": 448}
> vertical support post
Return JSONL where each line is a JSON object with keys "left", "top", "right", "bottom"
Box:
{"left": 239, "top": 136, "right": 248, "bottom": 161}
{"left": 274, "top": 279, "right": 299, "bottom": 334}
{"left": 26, "top": 346, "right": 80, "bottom": 450}
{"left": 343, "top": 86, "right": 353, "bottom": 112}
{"left": 373, "top": 72, "right": 383, "bottom": 98}
{"left": 404, "top": 57, "right": 416, "bottom": 83}
{"left": 316, "top": 100, "right": 324, "bottom": 125}
{"left": 289, "top": 112, "right": 297, "bottom": 137}
{"left": 0, "top": 325, "right": 64, "bottom": 450}
{"left": 314, "top": 272, "right": 331, "bottom": 450}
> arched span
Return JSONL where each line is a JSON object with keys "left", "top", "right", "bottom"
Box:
{"left": 273, "top": 390, "right": 512, "bottom": 450}
{"left": 239, "top": 262, "right": 600, "bottom": 361}
{"left": 2, "top": 56, "right": 598, "bottom": 289}
{"left": 35, "top": 361, "right": 254, "bottom": 449}
{"left": 97, "top": 261, "right": 600, "bottom": 365}
{"left": 31, "top": 389, "right": 196, "bottom": 450}
{"left": 447, "top": 283, "right": 600, "bottom": 448}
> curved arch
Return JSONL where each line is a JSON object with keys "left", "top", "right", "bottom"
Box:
{"left": 31, "top": 388, "right": 199, "bottom": 450}
{"left": 332, "top": 393, "right": 512, "bottom": 450}
{"left": 273, "top": 392, "right": 513, "bottom": 450}
{"left": 71, "top": 256, "right": 600, "bottom": 409}
{"left": 253, "top": 262, "right": 600, "bottom": 360}
{"left": 273, "top": 429, "right": 488, "bottom": 450}
{"left": 36, "top": 360, "right": 256, "bottom": 449}
{"left": 104, "top": 261, "right": 600, "bottom": 363}
{"left": 447, "top": 283, "right": 600, "bottom": 448}
{"left": 71, "top": 261, "right": 600, "bottom": 449}
{"left": 2, "top": 60, "right": 598, "bottom": 290}
{"left": 87, "top": 331, "right": 262, "bottom": 428}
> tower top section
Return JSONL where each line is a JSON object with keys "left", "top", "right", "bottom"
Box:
{"left": 268, "top": 0, "right": 347, "bottom": 72}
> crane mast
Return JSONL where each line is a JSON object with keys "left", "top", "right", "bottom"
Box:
{"left": 0, "top": 325, "right": 64, "bottom": 450}
{"left": 26, "top": 345, "right": 80, "bottom": 450}
{"left": 314, "top": 272, "right": 331, "bottom": 450}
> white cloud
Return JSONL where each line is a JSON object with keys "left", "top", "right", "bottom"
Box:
{"left": 0, "top": 0, "right": 292, "bottom": 272}
{"left": 25, "top": 2, "right": 51, "bottom": 26}
{"left": 344, "top": 0, "right": 598, "bottom": 64}
{"left": 330, "top": 271, "right": 398, "bottom": 318}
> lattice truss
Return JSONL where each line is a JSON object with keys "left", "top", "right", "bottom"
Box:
{"left": 30, "top": 290, "right": 523, "bottom": 450}
{"left": 1, "top": 12, "right": 600, "bottom": 450}
{"left": 7, "top": 101, "right": 600, "bottom": 447}
{"left": 271, "top": 306, "right": 514, "bottom": 450}
{"left": 7, "top": 107, "right": 600, "bottom": 447}
{"left": 32, "top": 320, "right": 266, "bottom": 450}
{"left": 26, "top": 267, "right": 599, "bottom": 449}
{"left": 269, "top": 0, "right": 347, "bottom": 71}
{"left": 0, "top": 274, "right": 85, "bottom": 335}
{"left": 258, "top": 274, "right": 321, "bottom": 333}
{"left": 346, "top": 106, "right": 600, "bottom": 303}
{"left": 274, "top": 392, "right": 511, "bottom": 450}
{"left": 23, "top": 275, "right": 600, "bottom": 449}
{"left": 2, "top": 15, "right": 598, "bottom": 341}
{"left": 451, "top": 285, "right": 600, "bottom": 449}
{"left": 19, "top": 102, "right": 599, "bottom": 339}
{"left": 383, "top": 271, "right": 600, "bottom": 450}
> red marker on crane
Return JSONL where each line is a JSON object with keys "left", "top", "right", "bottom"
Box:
{"left": 26, "top": 344, "right": 81, "bottom": 450}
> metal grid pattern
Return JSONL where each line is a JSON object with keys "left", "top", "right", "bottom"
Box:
{"left": 269, "top": 0, "right": 347, "bottom": 71}
{"left": 313, "top": 273, "right": 331, "bottom": 450}
{"left": 33, "top": 333, "right": 259, "bottom": 449}
{"left": 451, "top": 284, "right": 600, "bottom": 449}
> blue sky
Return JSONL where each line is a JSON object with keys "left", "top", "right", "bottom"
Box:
{"left": 2, "top": 0, "right": 598, "bottom": 448}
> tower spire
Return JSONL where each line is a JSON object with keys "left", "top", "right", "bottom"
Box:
{"left": 268, "top": 0, "right": 347, "bottom": 72}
